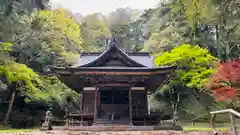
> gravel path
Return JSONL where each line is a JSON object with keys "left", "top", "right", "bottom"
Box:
{"left": 0, "top": 130, "right": 233, "bottom": 135}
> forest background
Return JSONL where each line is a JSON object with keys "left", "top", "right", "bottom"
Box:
{"left": 0, "top": 0, "right": 239, "bottom": 128}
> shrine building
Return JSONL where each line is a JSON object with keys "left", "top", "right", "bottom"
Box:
{"left": 50, "top": 38, "right": 177, "bottom": 126}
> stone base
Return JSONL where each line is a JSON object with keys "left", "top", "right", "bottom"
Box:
{"left": 52, "top": 124, "right": 183, "bottom": 131}
{"left": 40, "top": 126, "right": 53, "bottom": 131}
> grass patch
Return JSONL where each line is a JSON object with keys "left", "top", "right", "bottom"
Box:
{"left": 182, "top": 122, "right": 231, "bottom": 131}
{"left": 0, "top": 126, "right": 39, "bottom": 133}
{"left": 0, "top": 129, "right": 38, "bottom": 133}
{"left": 183, "top": 127, "right": 229, "bottom": 131}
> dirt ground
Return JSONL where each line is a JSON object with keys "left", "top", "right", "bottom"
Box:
{"left": 0, "top": 130, "right": 233, "bottom": 135}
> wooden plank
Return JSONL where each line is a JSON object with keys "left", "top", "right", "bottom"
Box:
{"left": 68, "top": 113, "right": 94, "bottom": 117}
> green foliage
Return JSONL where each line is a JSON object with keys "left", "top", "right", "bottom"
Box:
{"left": 40, "top": 76, "right": 79, "bottom": 105}
{"left": 0, "top": 62, "right": 38, "bottom": 84}
{"left": 170, "top": 0, "right": 216, "bottom": 28}
{"left": 170, "top": 0, "right": 240, "bottom": 59}
{"left": 137, "top": 0, "right": 240, "bottom": 118}
{"left": 0, "top": 61, "right": 48, "bottom": 102}
{"left": 108, "top": 8, "right": 144, "bottom": 51}
{"left": 38, "top": 8, "right": 83, "bottom": 53}
{"left": 155, "top": 44, "right": 219, "bottom": 88}
{"left": 0, "top": 0, "right": 239, "bottom": 127}
{"left": 0, "top": 3, "right": 82, "bottom": 124}
{"left": 81, "top": 13, "right": 111, "bottom": 52}
{"left": 149, "top": 88, "right": 173, "bottom": 118}
{"left": 31, "top": 75, "right": 80, "bottom": 116}
{"left": 140, "top": 0, "right": 240, "bottom": 59}
{"left": 0, "top": 42, "right": 13, "bottom": 65}
{"left": 0, "top": 8, "right": 84, "bottom": 70}
{"left": 154, "top": 44, "right": 224, "bottom": 121}
{"left": 183, "top": 124, "right": 230, "bottom": 131}
{"left": 141, "top": 3, "right": 192, "bottom": 54}
{"left": 0, "top": 42, "right": 13, "bottom": 52}
{"left": 0, "top": 2, "right": 81, "bottom": 127}
{"left": 29, "top": 8, "right": 84, "bottom": 66}
{"left": 0, "top": 0, "right": 48, "bottom": 17}
{"left": 0, "top": 128, "right": 38, "bottom": 133}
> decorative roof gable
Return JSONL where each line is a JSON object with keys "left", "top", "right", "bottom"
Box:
{"left": 77, "top": 39, "right": 146, "bottom": 67}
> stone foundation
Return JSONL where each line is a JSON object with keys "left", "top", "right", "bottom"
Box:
{"left": 52, "top": 124, "right": 183, "bottom": 131}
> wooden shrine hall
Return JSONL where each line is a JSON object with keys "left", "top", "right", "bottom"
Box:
{"left": 50, "top": 37, "right": 177, "bottom": 126}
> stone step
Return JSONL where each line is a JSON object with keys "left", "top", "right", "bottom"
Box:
{"left": 66, "top": 125, "right": 157, "bottom": 131}
{"left": 96, "top": 121, "right": 129, "bottom": 123}
{"left": 96, "top": 118, "right": 129, "bottom": 121}
{"left": 96, "top": 116, "right": 129, "bottom": 124}
{"left": 96, "top": 120, "right": 129, "bottom": 124}
{"left": 54, "top": 125, "right": 183, "bottom": 131}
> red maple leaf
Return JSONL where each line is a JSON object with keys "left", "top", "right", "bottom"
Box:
{"left": 208, "top": 59, "right": 240, "bottom": 101}
{"left": 212, "top": 87, "right": 237, "bottom": 101}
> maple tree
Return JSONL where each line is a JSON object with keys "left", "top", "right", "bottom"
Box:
{"left": 208, "top": 59, "right": 240, "bottom": 101}
{"left": 155, "top": 44, "right": 218, "bottom": 88}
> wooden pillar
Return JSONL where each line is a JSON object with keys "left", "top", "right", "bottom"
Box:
{"left": 145, "top": 90, "right": 148, "bottom": 114}
{"left": 80, "top": 92, "right": 84, "bottom": 111}
{"left": 145, "top": 89, "right": 148, "bottom": 125}
{"left": 97, "top": 90, "right": 100, "bottom": 117}
{"left": 129, "top": 89, "right": 133, "bottom": 125}
{"left": 80, "top": 93, "right": 84, "bottom": 126}
{"left": 80, "top": 116, "right": 83, "bottom": 126}
{"left": 93, "top": 87, "right": 98, "bottom": 125}
{"left": 65, "top": 107, "right": 69, "bottom": 127}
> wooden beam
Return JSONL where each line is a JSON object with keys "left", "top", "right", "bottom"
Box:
{"left": 73, "top": 70, "right": 173, "bottom": 75}
{"left": 131, "top": 87, "right": 145, "bottom": 90}
{"left": 83, "top": 87, "right": 95, "bottom": 91}
{"left": 97, "top": 83, "right": 131, "bottom": 87}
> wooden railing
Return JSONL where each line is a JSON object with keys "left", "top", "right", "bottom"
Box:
{"left": 210, "top": 109, "right": 240, "bottom": 135}
{"left": 132, "top": 109, "right": 147, "bottom": 117}
{"left": 65, "top": 108, "right": 94, "bottom": 127}
{"left": 78, "top": 109, "right": 94, "bottom": 115}
{"left": 67, "top": 109, "right": 94, "bottom": 116}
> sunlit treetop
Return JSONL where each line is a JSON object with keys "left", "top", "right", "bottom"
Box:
{"left": 155, "top": 44, "right": 219, "bottom": 88}
{"left": 37, "top": 8, "right": 84, "bottom": 53}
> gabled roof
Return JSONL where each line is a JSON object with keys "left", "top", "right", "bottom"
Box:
{"left": 73, "top": 52, "right": 156, "bottom": 68}
{"left": 50, "top": 37, "right": 178, "bottom": 93}
{"left": 72, "top": 40, "right": 151, "bottom": 67}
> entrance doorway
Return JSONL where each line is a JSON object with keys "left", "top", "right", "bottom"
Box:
{"left": 100, "top": 89, "right": 129, "bottom": 104}
{"left": 98, "top": 87, "right": 129, "bottom": 119}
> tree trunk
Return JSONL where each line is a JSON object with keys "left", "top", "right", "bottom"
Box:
{"left": 215, "top": 25, "right": 220, "bottom": 58}
{"left": 3, "top": 90, "right": 15, "bottom": 126}
{"left": 225, "top": 42, "right": 230, "bottom": 60}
